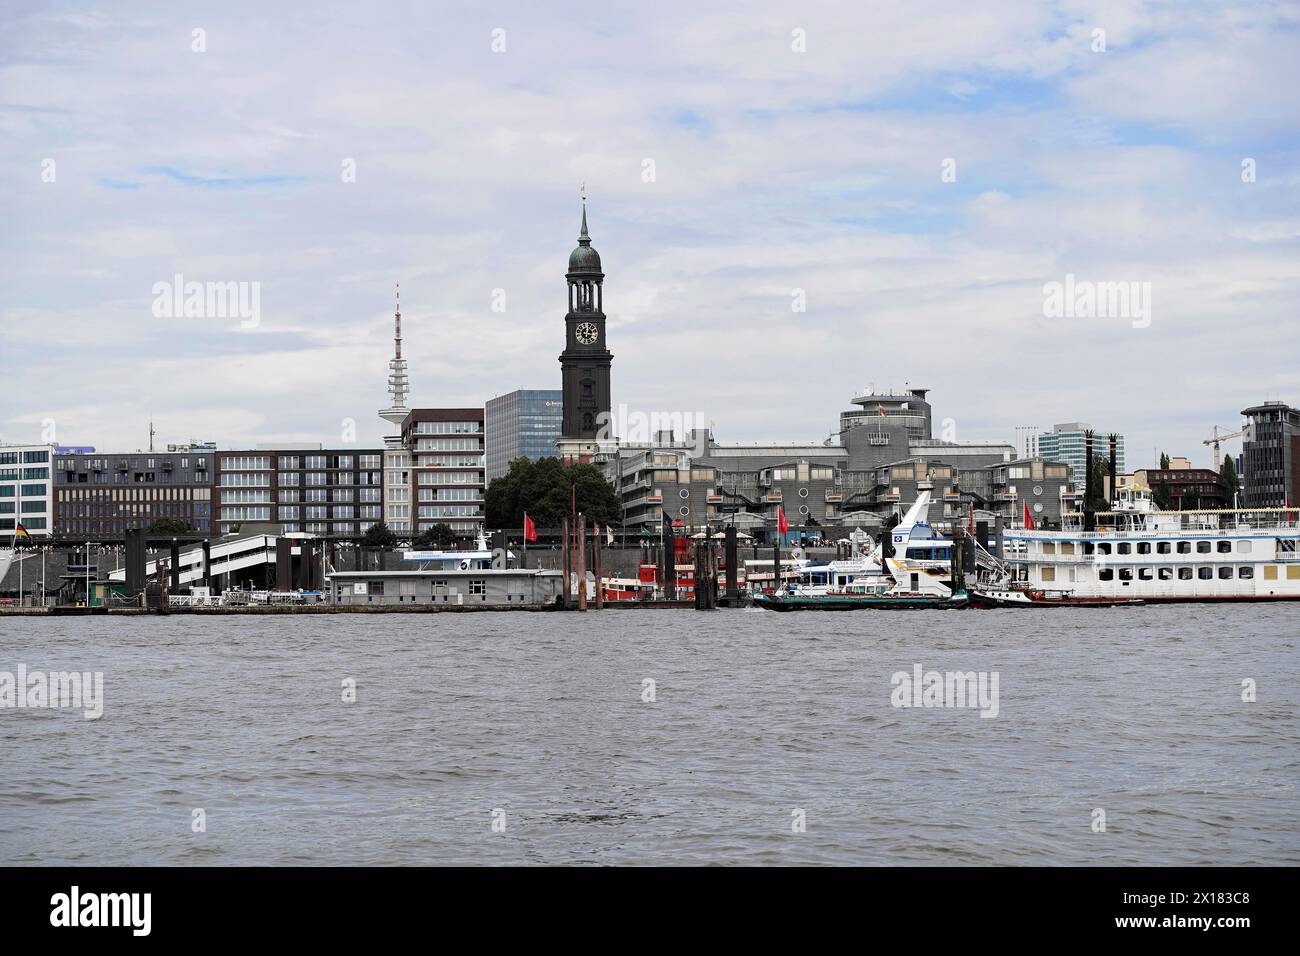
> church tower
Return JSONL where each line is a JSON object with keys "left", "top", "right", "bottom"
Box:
{"left": 557, "top": 192, "right": 613, "bottom": 462}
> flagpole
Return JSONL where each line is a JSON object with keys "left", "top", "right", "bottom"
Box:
{"left": 522, "top": 512, "right": 527, "bottom": 569}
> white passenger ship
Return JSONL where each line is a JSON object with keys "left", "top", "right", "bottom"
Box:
{"left": 1002, "top": 485, "right": 1300, "bottom": 602}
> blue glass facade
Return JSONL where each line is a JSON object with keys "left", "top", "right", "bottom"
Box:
{"left": 485, "top": 390, "right": 563, "bottom": 485}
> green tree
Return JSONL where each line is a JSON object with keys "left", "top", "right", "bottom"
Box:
{"left": 486, "top": 456, "right": 622, "bottom": 531}
{"left": 412, "top": 523, "right": 458, "bottom": 549}
{"left": 1151, "top": 480, "right": 1174, "bottom": 511}
{"left": 1159, "top": 452, "right": 1170, "bottom": 469}
{"left": 146, "top": 517, "right": 194, "bottom": 535}
{"left": 362, "top": 521, "right": 398, "bottom": 550}
{"left": 1219, "top": 455, "right": 1240, "bottom": 499}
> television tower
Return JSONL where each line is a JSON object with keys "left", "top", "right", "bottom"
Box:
{"left": 379, "top": 284, "right": 410, "bottom": 439}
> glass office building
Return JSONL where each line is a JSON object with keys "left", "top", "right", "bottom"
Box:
{"left": 1036, "top": 423, "right": 1125, "bottom": 484}
{"left": 485, "top": 389, "right": 563, "bottom": 485}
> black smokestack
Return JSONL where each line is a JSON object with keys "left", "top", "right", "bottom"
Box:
{"left": 1108, "top": 433, "right": 1118, "bottom": 510}
{"left": 1084, "top": 429, "right": 1096, "bottom": 532}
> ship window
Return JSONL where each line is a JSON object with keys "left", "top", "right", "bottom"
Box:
{"left": 1158, "top": 567, "right": 1173, "bottom": 580}
{"left": 1198, "top": 567, "right": 1213, "bottom": 580}
{"left": 1137, "top": 542, "right": 1151, "bottom": 554}
{"left": 1099, "top": 568, "right": 1114, "bottom": 581}
{"left": 1139, "top": 567, "right": 1153, "bottom": 581}
{"left": 1237, "top": 540, "right": 1251, "bottom": 553}
{"left": 1239, "top": 566, "right": 1254, "bottom": 579}
{"left": 1082, "top": 542, "right": 1095, "bottom": 555}
{"left": 1218, "top": 566, "right": 1233, "bottom": 579}
{"left": 1288, "top": 566, "right": 1300, "bottom": 580}
{"left": 1041, "top": 567, "right": 1055, "bottom": 582}
{"left": 1061, "top": 542, "right": 1074, "bottom": 555}
{"left": 1197, "top": 541, "right": 1212, "bottom": 554}
{"left": 1280, "top": 539, "right": 1297, "bottom": 554}
{"left": 1098, "top": 543, "right": 1112, "bottom": 555}
{"left": 1042, "top": 541, "right": 1055, "bottom": 554}
{"left": 1157, "top": 542, "right": 1171, "bottom": 554}
{"left": 1118, "top": 568, "right": 1133, "bottom": 581}
{"left": 1263, "top": 566, "right": 1278, "bottom": 580}
{"left": 1217, "top": 541, "right": 1232, "bottom": 553}
{"left": 1179, "top": 567, "right": 1193, "bottom": 580}
{"left": 1177, "top": 542, "right": 1191, "bottom": 554}
{"left": 1117, "top": 543, "right": 1131, "bottom": 555}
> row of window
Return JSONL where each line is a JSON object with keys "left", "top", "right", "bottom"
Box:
{"left": 0, "top": 451, "right": 50, "bottom": 464}
{"left": 58, "top": 458, "right": 209, "bottom": 471}
{"left": 0, "top": 468, "right": 49, "bottom": 481}
{"left": 412, "top": 421, "right": 482, "bottom": 435}
{"left": 1043, "top": 539, "right": 1284, "bottom": 556}
{"left": 0, "top": 517, "right": 47, "bottom": 530}
{"left": 349, "top": 579, "right": 493, "bottom": 596}
{"left": 0, "top": 484, "right": 47, "bottom": 497}
{"left": 1089, "top": 566, "right": 1266, "bottom": 581}
{"left": 59, "top": 487, "right": 210, "bottom": 501}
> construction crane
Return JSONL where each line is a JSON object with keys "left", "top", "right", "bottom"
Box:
{"left": 1202, "top": 425, "right": 1244, "bottom": 471}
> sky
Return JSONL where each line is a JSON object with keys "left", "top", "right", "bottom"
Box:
{"left": 1, "top": 0, "right": 1298, "bottom": 468}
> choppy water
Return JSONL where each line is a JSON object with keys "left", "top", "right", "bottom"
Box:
{"left": 1, "top": 606, "right": 1297, "bottom": 866}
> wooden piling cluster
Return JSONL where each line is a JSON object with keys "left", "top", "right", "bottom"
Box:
{"left": 558, "top": 513, "right": 605, "bottom": 611}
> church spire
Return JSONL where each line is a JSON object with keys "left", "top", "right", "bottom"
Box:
{"left": 579, "top": 183, "right": 589, "bottom": 242}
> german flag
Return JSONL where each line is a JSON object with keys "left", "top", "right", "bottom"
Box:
{"left": 14, "top": 523, "right": 32, "bottom": 543}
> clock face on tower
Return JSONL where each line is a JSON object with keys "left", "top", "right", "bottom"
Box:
{"left": 575, "top": 322, "right": 599, "bottom": 345}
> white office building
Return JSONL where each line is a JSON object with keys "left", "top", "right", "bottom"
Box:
{"left": 0, "top": 443, "right": 56, "bottom": 538}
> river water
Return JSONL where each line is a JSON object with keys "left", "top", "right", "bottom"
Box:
{"left": 1, "top": 606, "right": 1296, "bottom": 866}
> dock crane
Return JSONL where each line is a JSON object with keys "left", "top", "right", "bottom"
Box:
{"left": 1202, "top": 425, "right": 1244, "bottom": 471}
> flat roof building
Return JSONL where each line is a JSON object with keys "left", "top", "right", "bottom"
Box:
{"left": 0, "top": 443, "right": 55, "bottom": 539}
{"left": 402, "top": 408, "right": 486, "bottom": 539}
{"left": 215, "top": 448, "right": 384, "bottom": 539}
{"left": 54, "top": 448, "right": 215, "bottom": 539}
{"left": 485, "top": 389, "right": 563, "bottom": 486}
{"left": 1241, "top": 401, "right": 1300, "bottom": 508}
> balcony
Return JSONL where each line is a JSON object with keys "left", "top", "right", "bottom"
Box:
{"left": 824, "top": 491, "right": 842, "bottom": 502}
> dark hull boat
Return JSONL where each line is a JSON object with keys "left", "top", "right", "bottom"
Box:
{"left": 753, "top": 591, "right": 970, "bottom": 611}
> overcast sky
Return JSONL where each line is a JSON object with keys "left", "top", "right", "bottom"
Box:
{"left": 2, "top": 1, "right": 1297, "bottom": 468}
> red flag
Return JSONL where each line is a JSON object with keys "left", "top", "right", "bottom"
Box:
{"left": 1023, "top": 502, "right": 1035, "bottom": 530}
{"left": 777, "top": 506, "right": 789, "bottom": 535}
{"left": 523, "top": 513, "right": 537, "bottom": 542}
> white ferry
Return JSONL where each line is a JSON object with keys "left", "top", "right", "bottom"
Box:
{"left": 1000, "top": 485, "right": 1300, "bottom": 602}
